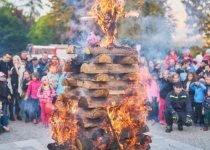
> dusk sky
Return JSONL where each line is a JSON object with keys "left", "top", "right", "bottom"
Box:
{"left": 8, "top": 0, "right": 189, "bottom": 41}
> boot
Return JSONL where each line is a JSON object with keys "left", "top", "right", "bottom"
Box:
{"left": 33, "top": 119, "right": 37, "bottom": 124}
{"left": 165, "top": 125, "right": 172, "bottom": 133}
{"left": 17, "top": 115, "right": 22, "bottom": 121}
{"left": 178, "top": 124, "right": 183, "bottom": 131}
{"left": 203, "top": 126, "right": 208, "bottom": 131}
{"left": 9, "top": 114, "right": 15, "bottom": 121}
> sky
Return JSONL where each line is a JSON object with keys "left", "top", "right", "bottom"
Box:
{"left": 8, "top": 0, "right": 191, "bottom": 41}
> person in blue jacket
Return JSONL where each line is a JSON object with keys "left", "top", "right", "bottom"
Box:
{"left": 190, "top": 78, "right": 206, "bottom": 127}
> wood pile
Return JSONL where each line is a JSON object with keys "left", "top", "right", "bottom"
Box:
{"left": 50, "top": 46, "right": 151, "bottom": 150}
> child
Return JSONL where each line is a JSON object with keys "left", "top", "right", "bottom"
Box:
{"left": 202, "top": 88, "right": 210, "bottom": 131}
{"left": 37, "top": 76, "right": 55, "bottom": 128}
{"left": 25, "top": 72, "right": 42, "bottom": 124}
{"left": 190, "top": 79, "right": 206, "bottom": 127}
{"left": 47, "top": 64, "right": 59, "bottom": 90}
{"left": 0, "top": 100, "right": 10, "bottom": 133}
{"left": 56, "top": 67, "right": 68, "bottom": 95}
{"left": 0, "top": 72, "right": 11, "bottom": 113}
{"left": 158, "top": 70, "right": 173, "bottom": 125}
{"left": 147, "top": 73, "right": 160, "bottom": 125}
{"left": 164, "top": 49, "right": 178, "bottom": 69}
{"left": 183, "top": 73, "right": 197, "bottom": 121}
{"left": 21, "top": 71, "right": 31, "bottom": 123}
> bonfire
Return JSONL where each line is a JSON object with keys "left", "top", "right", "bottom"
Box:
{"left": 49, "top": 0, "right": 152, "bottom": 150}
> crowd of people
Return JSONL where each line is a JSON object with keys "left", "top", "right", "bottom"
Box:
{"left": 1, "top": 48, "right": 210, "bottom": 134}
{"left": 0, "top": 51, "right": 70, "bottom": 133}
{"left": 140, "top": 48, "right": 210, "bottom": 132}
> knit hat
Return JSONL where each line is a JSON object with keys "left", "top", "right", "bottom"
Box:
{"left": 169, "top": 67, "right": 176, "bottom": 72}
{"left": 206, "top": 49, "right": 210, "bottom": 54}
{"left": 41, "top": 76, "right": 48, "bottom": 82}
{"left": 199, "top": 78, "right": 206, "bottom": 85}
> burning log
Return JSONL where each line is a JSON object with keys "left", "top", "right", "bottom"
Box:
{"left": 90, "top": 54, "right": 112, "bottom": 64}
{"left": 78, "top": 108, "right": 107, "bottom": 119}
{"left": 78, "top": 95, "right": 126, "bottom": 109}
{"left": 75, "top": 73, "right": 110, "bottom": 82}
{"left": 121, "top": 73, "right": 141, "bottom": 81}
{"left": 78, "top": 117, "right": 104, "bottom": 128}
{"left": 82, "top": 80, "right": 141, "bottom": 90}
{"left": 82, "top": 46, "right": 138, "bottom": 55}
{"left": 75, "top": 136, "right": 94, "bottom": 150}
{"left": 66, "top": 87, "right": 109, "bottom": 98}
{"left": 118, "top": 56, "right": 138, "bottom": 64}
{"left": 80, "top": 63, "right": 138, "bottom": 74}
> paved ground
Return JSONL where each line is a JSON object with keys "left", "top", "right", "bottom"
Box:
{"left": 148, "top": 123, "right": 209, "bottom": 150}
{"left": 0, "top": 120, "right": 207, "bottom": 150}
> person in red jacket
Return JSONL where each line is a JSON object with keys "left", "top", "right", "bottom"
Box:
{"left": 164, "top": 49, "right": 178, "bottom": 69}
{"left": 25, "top": 72, "right": 42, "bottom": 124}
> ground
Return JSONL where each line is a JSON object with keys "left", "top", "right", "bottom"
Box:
{"left": 0, "top": 120, "right": 208, "bottom": 150}
{"left": 148, "top": 123, "right": 209, "bottom": 150}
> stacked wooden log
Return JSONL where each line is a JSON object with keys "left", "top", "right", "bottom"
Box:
{"left": 50, "top": 46, "right": 151, "bottom": 150}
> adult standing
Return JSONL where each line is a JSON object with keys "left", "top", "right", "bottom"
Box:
{"left": 28, "top": 57, "right": 43, "bottom": 78}
{"left": 38, "top": 52, "right": 49, "bottom": 69}
{"left": 0, "top": 52, "right": 12, "bottom": 78}
{"left": 9, "top": 55, "right": 25, "bottom": 121}
{"left": 20, "top": 51, "right": 28, "bottom": 63}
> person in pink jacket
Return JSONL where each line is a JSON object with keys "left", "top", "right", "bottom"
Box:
{"left": 164, "top": 48, "right": 178, "bottom": 69}
{"left": 37, "top": 76, "right": 55, "bottom": 128}
{"left": 25, "top": 72, "right": 42, "bottom": 124}
{"left": 146, "top": 73, "right": 160, "bottom": 125}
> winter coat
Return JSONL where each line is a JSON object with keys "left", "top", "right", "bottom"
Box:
{"left": 190, "top": 82, "right": 206, "bottom": 103}
{"left": 37, "top": 86, "right": 55, "bottom": 103}
{"left": 0, "top": 81, "right": 11, "bottom": 103}
{"left": 164, "top": 54, "right": 178, "bottom": 69}
{"left": 25, "top": 80, "right": 42, "bottom": 99}
{"left": 202, "top": 96, "right": 210, "bottom": 110}
{"left": 183, "top": 53, "right": 194, "bottom": 63}
{"left": 176, "top": 67, "right": 188, "bottom": 82}
{"left": 147, "top": 79, "right": 160, "bottom": 102}
{"left": 158, "top": 78, "right": 173, "bottom": 100}
{"left": 56, "top": 73, "right": 67, "bottom": 95}
{"left": 165, "top": 90, "right": 192, "bottom": 115}
{"left": 28, "top": 64, "right": 43, "bottom": 78}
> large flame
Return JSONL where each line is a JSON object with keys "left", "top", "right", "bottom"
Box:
{"left": 84, "top": 0, "right": 144, "bottom": 47}
{"left": 107, "top": 82, "right": 148, "bottom": 149}
{"left": 88, "top": 0, "right": 125, "bottom": 46}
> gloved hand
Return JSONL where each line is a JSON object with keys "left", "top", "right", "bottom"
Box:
{"left": 172, "top": 111, "right": 179, "bottom": 121}
{"left": 186, "top": 115, "right": 192, "bottom": 125}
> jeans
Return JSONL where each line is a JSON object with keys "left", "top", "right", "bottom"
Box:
{"left": 0, "top": 114, "right": 9, "bottom": 127}
{"left": 204, "top": 109, "right": 210, "bottom": 127}
{"left": 147, "top": 97, "right": 159, "bottom": 122}
{"left": 2, "top": 103, "right": 7, "bottom": 114}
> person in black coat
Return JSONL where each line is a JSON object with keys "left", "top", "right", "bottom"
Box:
{"left": 0, "top": 72, "right": 11, "bottom": 114}
{"left": 0, "top": 53, "right": 12, "bottom": 79}
{"left": 165, "top": 82, "right": 192, "bottom": 133}
{"left": 28, "top": 57, "right": 43, "bottom": 78}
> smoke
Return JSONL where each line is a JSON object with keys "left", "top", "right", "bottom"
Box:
{"left": 65, "top": 0, "right": 175, "bottom": 61}
{"left": 66, "top": 0, "right": 100, "bottom": 47}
